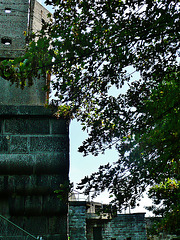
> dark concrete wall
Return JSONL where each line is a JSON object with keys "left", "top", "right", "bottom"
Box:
{"left": 0, "top": 106, "right": 69, "bottom": 240}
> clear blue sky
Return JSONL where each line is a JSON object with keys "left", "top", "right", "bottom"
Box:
{"left": 38, "top": 0, "right": 152, "bottom": 215}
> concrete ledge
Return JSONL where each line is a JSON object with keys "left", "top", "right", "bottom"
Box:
{"left": 9, "top": 195, "right": 67, "bottom": 216}
{"left": 69, "top": 201, "right": 87, "bottom": 206}
{"left": 0, "top": 153, "right": 69, "bottom": 175}
{"left": 0, "top": 105, "right": 55, "bottom": 116}
{"left": 0, "top": 175, "right": 68, "bottom": 194}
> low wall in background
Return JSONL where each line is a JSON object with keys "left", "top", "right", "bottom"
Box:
{"left": 69, "top": 201, "right": 147, "bottom": 240}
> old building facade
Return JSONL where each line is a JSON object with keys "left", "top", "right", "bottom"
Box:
{"left": 69, "top": 201, "right": 147, "bottom": 240}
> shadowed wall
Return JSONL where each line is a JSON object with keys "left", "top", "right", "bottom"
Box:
{"left": 0, "top": 1, "right": 69, "bottom": 239}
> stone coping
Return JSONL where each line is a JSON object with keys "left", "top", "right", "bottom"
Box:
{"left": 117, "top": 213, "right": 146, "bottom": 216}
{"left": 0, "top": 105, "right": 56, "bottom": 116}
{"left": 69, "top": 201, "right": 87, "bottom": 206}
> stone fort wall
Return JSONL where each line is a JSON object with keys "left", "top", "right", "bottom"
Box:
{"left": 0, "top": 1, "right": 69, "bottom": 239}
{"left": 0, "top": 106, "right": 69, "bottom": 239}
{"left": 69, "top": 202, "right": 147, "bottom": 240}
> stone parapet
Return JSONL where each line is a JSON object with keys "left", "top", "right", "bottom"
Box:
{"left": 69, "top": 201, "right": 147, "bottom": 240}
{"left": 103, "top": 213, "right": 147, "bottom": 240}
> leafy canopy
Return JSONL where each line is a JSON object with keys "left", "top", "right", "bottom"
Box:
{"left": 0, "top": 0, "right": 179, "bottom": 232}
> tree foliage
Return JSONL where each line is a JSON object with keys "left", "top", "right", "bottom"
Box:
{"left": 0, "top": 0, "right": 179, "bottom": 233}
{"left": 147, "top": 178, "right": 180, "bottom": 234}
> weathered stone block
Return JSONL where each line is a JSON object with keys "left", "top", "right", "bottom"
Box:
{"left": 0, "top": 153, "right": 69, "bottom": 176}
{"left": 0, "top": 136, "right": 8, "bottom": 153}
{"left": 5, "top": 118, "right": 50, "bottom": 135}
{"left": 50, "top": 119, "right": 69, "bottom": 134}
{"left": 35, "top": 175, "right": 67, "bottom": 193}
{"left": 9, "top": 195, "right": 25, "bottom": 215}
{"left": 30, "top": 136, "right": 69, "bottom": 152}
{"left": 0, "top": 174, "right": 68, "bottom": 195}
{"left": 24, "top": 196, "right": 43, "bottom": 215}
{"left": 49, "top": 216, "right": 67, "bottom": 235}
{"left": 0, "top": 120, "right": 3, "bottom": 133}
{"left": 34, "top": 153, "right": 69, "bottom": 174}
{"left": 0, "top": 176, "right": 5, "bottom": 193}
{"left": 10, "top": 136, "right": 28, "bottom": 153}
{"left": 0, "top": 154, "right": 34, "bottom": 175}
{"left": 8, "top": 175, "right": 30, "bottom": 194}
{"left": 20, "top": 216, "right": 48, "bottom": 235}
{"left": 42, "top": 195, "right": 67, "bottom": 215}
{"left": 0, "top": 105, "right": 53, "bottom": 116}
{"left": 0, "top": 198, "right": 9, "bottom": 216}
{"left": 0, "top": 77, "right": 47, "bottom": 106}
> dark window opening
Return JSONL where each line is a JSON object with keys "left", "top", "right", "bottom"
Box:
{"left": 5, "top": 8, "right": 11, "bottom": 13}
{"left": 1, "top": 38, "right": 12, "bottom": 45}
{"left": 41, "top": 18, "right": 45, "bottom": 24}
{"left": 95, "top": 205, "right": 102, "bottom": 214}
{"left": 93, "top": 227, "right": 102, "bottom": 240}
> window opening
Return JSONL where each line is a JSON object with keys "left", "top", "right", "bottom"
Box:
{"left": 93, "top": 227, "right": 102, "bottom": 240}
{"left": 1, "top": 38, "right": 12, "bottom": 45}
{"left": 5, "top": 8, "right": 11, "bottom": 13}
